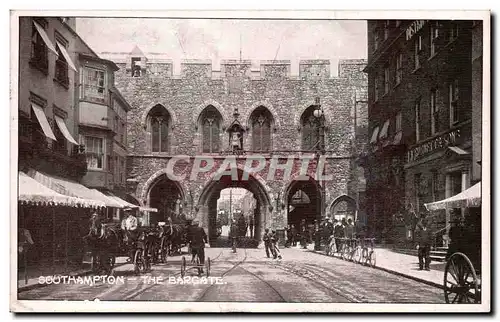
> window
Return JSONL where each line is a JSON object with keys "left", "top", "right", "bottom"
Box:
{"left": 414, "top": 173, "right": 422, "bottom": 214}
{"left": 395, "top": 53, "right": 403, "bottom": 85}
{"left": 415, "top": 98, "right": 421, "bottom": 142}
{"left": 430, "top": 88, "right": 439, "bottom": 135}
{"left": 374, "top": 74, "right": 379, "bottom": 102}
{"left": 251, "top": 106, "right": 272, "bottom": 152}
{"left": 53, "top": 118, "right": 67, "bottom": 154}
{"left": 449, "top": 79, "right": 459, "bottom": 125}
{"left": 414, "top": 35, "right": 422, "bottom": 70}
{"left": 82, "top": 67, "right": 107, "bottom": 103}
{"left": 395, "top": 111, "right": 402, "bottom": 132}
{"left": 131, "top": 57, "right": 141, "bottom": 77}
{"left": 148, "top": 105, "right": 169, "bottom": 153}
{"left": 30, "top": 19, "right": 48, "bottom": 72}
{"left": 84, "top": 136, "right": 104, "bottom": 170}
{"left": 449, "top": 22, "right": 459, "bottom": 42}
{"left": 121, "top": 158, "right": 126, "bottom": 184}
{"left": 201, "top": 106, "right": 222, "bottom": 153}
{"left": 54, "top": 34, "right": 69, "bottom": 87}
{"left": 430, "top": 23, "right": 439, "bottom": 57}
{"left": 384, "top": 20, "right": 390, "bottom": 40}
{"left": 301, "top": 106, "right": 320, "bottom": 151}
{"left": 384, "top": 66, "right": 390, "bottom": 94}
{"left": 431, "top": 170, "right": 439, "bottom": 202}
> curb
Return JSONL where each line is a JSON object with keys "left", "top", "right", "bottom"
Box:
{"left": 310, "top": 250, "right": 443, "bottom": 290}
{"left": 18, "top": 268, "right": 93, "bottom": 293}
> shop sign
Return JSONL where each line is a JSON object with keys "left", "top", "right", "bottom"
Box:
{"left": 406, "top": 20, "right": 426, "bottom": 41}
{"left": 407, "top": 129, "right": 461, "bottom": 163}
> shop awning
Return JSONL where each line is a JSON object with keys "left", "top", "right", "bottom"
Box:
{"left": 56, "top": 41, "right": 77, "bottom": 72}
{"left": 31, "top": 103, "right": 56, "bottom": 141}
{"left": 448, "top": 146, "right": 470, "bottom": 155}
{"left": 370, "top": 126, "right": 380, "bottom": 144}
{"left": 33, "top": 20, "right": 58, "bottom": 55}
{"left": 102, "top": 191, "right": 139, "bottom": 209}
{"left": 425, "top": 182, "right": 482, "bottom": 211}
{"left": 392, "top": 131, "right": 403, "bottom": 145}
{"left": 18, "top": 171, "right": 104, "bottom": 208}
{"left": 55, "top": 116, "right": 78, "bottom": 145}
{"left": 140, "top": 207, "right": 158, "bottom": 213}
{"left": 27, "top": 170, "right": 123, "bottom": 208}
{"left": 379, "top": 119, "right": 390, "bottom": 140}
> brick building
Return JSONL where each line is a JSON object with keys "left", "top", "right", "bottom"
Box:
{"left": 103, "top": 47, "right": 367, "bottom": 244}
{"left": 363, "top": 20, "right": 482, "bottom": 246}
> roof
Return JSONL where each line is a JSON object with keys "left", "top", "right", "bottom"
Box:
{"left": 79, "top": 53, "right": 120, "bottom": 71}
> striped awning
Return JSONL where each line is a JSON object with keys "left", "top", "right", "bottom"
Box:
{"left": 27, "top": 170, "right": 122, "bottom": 208}
{"left": 18, "top": 172, "right": 104, "bottom": 208}
{"left": 425, "top": 182, "right": 482, "bottom": 211}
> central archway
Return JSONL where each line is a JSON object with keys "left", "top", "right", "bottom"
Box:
{"left": 196, "top": 167, "right": 272, "bottom": 246}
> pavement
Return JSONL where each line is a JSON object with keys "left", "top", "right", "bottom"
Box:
{"left": 17, "top": 245, "right": 446, "bottom": 296}
{"left": 308, "top": 244, "right": 445, "bottom": 289}
{"left": 18, "top": 247, "right": 444, "bottom": 303}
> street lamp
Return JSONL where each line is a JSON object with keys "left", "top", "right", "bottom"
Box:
{"left": 313, "top": 97, "right": 326, "bottom": 251}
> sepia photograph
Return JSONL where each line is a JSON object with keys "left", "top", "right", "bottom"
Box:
{"left": 9, "top": 9, "right": 491, "bottom": 313}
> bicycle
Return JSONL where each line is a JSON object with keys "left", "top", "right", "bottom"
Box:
{"left": 360, "top": 238, "right": 376, "bottom": 267}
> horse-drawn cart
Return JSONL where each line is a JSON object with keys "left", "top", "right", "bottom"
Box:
{"left": 180, "top": 254, "right": 211, "bottom": 277}
{"left": 425, "top": 182, "right": 482, "bottom": 304}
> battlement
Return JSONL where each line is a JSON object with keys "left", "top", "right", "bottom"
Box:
{"left": 101, "top": 51, "right": 366, "bottom": 80}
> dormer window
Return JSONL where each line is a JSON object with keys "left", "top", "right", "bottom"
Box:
{"left": 131, "top": 57, "right": 142, "bottom": 77}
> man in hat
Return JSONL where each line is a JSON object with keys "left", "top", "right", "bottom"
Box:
{"left": 229, "top": 219, "right": 239, "bottom": 252}
{"left": 121, "top": 208, "right": 138, "bottom": 245}
{"left": 262, "top": 228, "right": 272, "bottom": 258}
{"left": 416, "top": 218, "right": 433, "bottom": 271}
{"left": 187, "top": 220, "right": 208, "bottom": 270}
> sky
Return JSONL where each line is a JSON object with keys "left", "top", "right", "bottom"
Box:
{"left": 75, "top": 18, "right": 367, "bottom": 76}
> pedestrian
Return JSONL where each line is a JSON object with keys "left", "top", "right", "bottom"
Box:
{"left": 270, "top": 230, "right": 282, "bottom": 259}
{"left": 291, "top": 224, "right": 297, "bottom": 247}
{"left": 263, "top": 228, "right": 272, "bottom": 258}
{"left": 187, "top": 220, "right": 208, "bottom": 272}
{"left": 249, "top": 215, "right": 255, "bottom": 239}
{"left": 299, "top": 219, "right": 308, "bottom": 249}
{"left": 285, "top": 225, "right": 292, "bottom": 248}
{"left": 334, "top": 219, "right": 344, "bottom": 253}
{"left": 416, "top": 219, "right": 433, "bottom": 271}
{"left": 230, "top": 219, "right": 238, "bottom": 253}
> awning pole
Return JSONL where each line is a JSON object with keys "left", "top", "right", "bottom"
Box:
{"left": 65, "top": 208, "right": 69, "bottom": 271}
{"left": 52, "top": 207, "right": 56, "bottom": 271}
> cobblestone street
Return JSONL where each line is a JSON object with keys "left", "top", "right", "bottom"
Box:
{"left": 19, "top": 247, "right": 444, "bottom": 303}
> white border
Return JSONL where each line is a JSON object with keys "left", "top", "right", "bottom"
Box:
{"left": 8, "top": 9, "right": 492, "bottom": 313}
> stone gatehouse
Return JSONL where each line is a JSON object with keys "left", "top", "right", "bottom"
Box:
{"left": 103, "top": 46, "right": 368, "bottom": 244}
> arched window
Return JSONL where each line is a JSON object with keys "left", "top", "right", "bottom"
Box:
{"left": 200, "top": 106, "right": 221, "bottom": 153}
{"left": 148, "top": 105, "right": 169, "bottom": 153}
{"left": 251, "top": 106, "right": 272, "bottom": 152}
{"left": 301, "top": 106, "right": 320, "bottom": 150}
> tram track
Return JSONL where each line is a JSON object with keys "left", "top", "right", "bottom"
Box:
{"left": 121, "top": 248, "right": 229, "bottom": 300}
{"left": 196, "top": 248, "right": 248, "bottom": 301}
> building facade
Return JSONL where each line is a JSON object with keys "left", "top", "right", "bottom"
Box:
{"left": 363, "top": 20, "right": 482, "bottom": 247}
{"left": 103, "top": 47, "right": 368, "bottom": 244}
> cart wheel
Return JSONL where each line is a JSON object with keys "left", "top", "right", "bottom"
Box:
{"left": 90, "top": 254, "right": 99, "bottom": 273}
{"left": 134, "top": 249, "right": 143, "bottom": 275}
{"left": 196, "top": 257, "right": 202, "bottom": 276}
{"left": 143, "top": 249, "right": 151, "bottom": 273}
{"left": 354, "top": 247, "right": 362, "bottom": 264}
{"left": 361, "top": 248, "right": 368, "bottom": 266}
{"left": 180, "top": 256, "right": 186, "bottom": 277}
{"left": 368, "top": 250, "right": 376, "bottom": 268}
{"left": 161, "top": 239, "right": 168, "bottom": 263}
{"left": 444, "top": 252, "right": 480, "bottom": 304}
{"left": 206, "top": 257, "right": 211, "bottom": 277}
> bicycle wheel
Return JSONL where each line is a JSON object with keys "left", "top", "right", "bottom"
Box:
{"left": 368, "top": 250, "right": 376, "bottom": 267}
{"left": 134, "top": 249, "right": 143, "bottom": 275}
{"left": 354, "top": 247, "right": 362, "bottom": 263}
{"left": 160, "top": 238, "right": 168, "bottom": 263}
{"left": 180, "top": 256, "right": 186, "bottom": 277}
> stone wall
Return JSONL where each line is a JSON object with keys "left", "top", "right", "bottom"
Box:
{"left": 108, "top": 53, "right": 367, "bottom": 230}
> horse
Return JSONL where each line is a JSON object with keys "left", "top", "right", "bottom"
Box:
{"left": 159, "top": 221, "right": 187, "bottom": 257}
{"left": 83, "top": 214, "right": 122, "bottom": 275}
